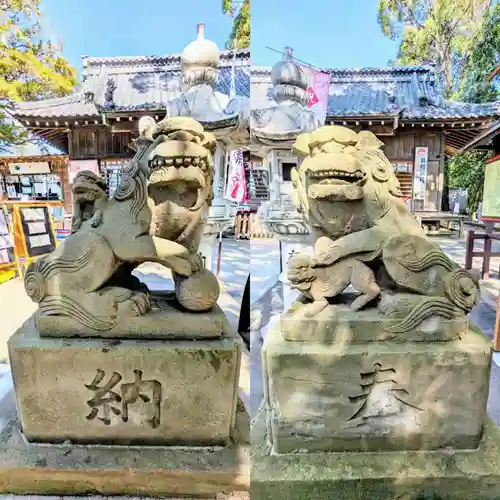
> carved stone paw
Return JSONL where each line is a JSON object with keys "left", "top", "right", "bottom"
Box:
{"left": 303, "top": 300, "right": 329, "bottom": 317}
{"left": 310, "top": 250, "right": 338, "bottom": 268}
{"left": 129, "top": 291, "right": 151, "bottom": 316}
{"left": 71, "top": 216, "right": 82, "bottom": 233}
{"left": 98, "top": 287, "right": 151, "bottom": 317}
{"left": 187, "top": 252, "right": 204, "bottom": 272}
{"left": 90, "top": 210, "right": 103, "bottom": 228}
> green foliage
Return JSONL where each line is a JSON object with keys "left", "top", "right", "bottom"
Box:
{"left": 222, "top": 0, "right": 250, "bottom": 49}
{"left": 458, "top": 2, "right": 500, "bottom": 102}
{"left": 0, "top": 0, "right": 77, "bottom": 152}
{"left": 446, "top": 3, "right": 499, "bottom": 214}
{"left": 378, "top": 1, "right": 498, "bottom": 213}
{"left": 377, "top": 0, "right": 492, "bottom": 95}
{"left": 447, "top": 151, "right": 490, "bottom": 214}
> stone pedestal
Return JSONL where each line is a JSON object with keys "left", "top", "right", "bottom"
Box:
{"left": 263, "top": 317, "right": 491, "bottom": 454}
{"left": 251, "top": 406, "right": 500, "bottom": 500}
{"left": 254, "top": 307, "right": 500, "bottom": 498}
{"left": 0, "top": 402, "right": 249, "bottom": 497}
{"left": 9, "top": 316, "right": 241, "bottom": 445}
{"left": 37, "top": 292, "right": 227, "bottom": 339}
{"left": 2, "top": 314, "right": 250, "bottom": 498}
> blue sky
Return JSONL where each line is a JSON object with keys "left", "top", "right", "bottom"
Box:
{"left": 252, "top": 0, "right": 399, "bottom": 68}
{"left": 40, "top": 0, "right": 400, "bottom": 75}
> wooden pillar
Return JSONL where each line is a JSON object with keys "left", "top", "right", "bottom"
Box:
{"left": 0, "top": 163, "right": 6, "bottom": 202}
{"left": 58, "top": 159, "right": 73, "bottom": 215}
{"left": 465, "top": 230, "right": 474, "bottom": 270}
{"left": 482, "top": 222, "right": 494, "bottom": 279}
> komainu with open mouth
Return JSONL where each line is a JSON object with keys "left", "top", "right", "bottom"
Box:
{"left": 289, "top": 125, "right": 480, "bottom": 334}
{"left": 24, "top": 116, "right": 220, "bottom": 333}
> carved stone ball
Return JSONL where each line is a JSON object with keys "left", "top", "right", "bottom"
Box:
{"left": 175, "top": 268, "right": 220, "bottom": 312}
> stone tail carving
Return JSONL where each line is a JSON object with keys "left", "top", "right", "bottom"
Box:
{"left": 445, "top": 268, "right": 480, "bottom": 311}
{"left": 39, "top": 296, "right": 117, "bottom": 331}
{"left": 396, "top": 249, "right": 454, "bottom": 273}
{"left": 34, "top": 247, "right": 95, "bottom": 279}
{"left": 383, "top": 297, "right": 464, "bottom": 334}
{"left": 24, "top": 270, "right": 47, "bottom": 303}
{"left": 24, "top": 247, "right": 96, "bottom": 303}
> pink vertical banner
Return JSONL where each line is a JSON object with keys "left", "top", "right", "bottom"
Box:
{"left": 300, "top": 66, "right": 331, "bottom": 125}
{"left": 224, "top": 149, "right": 248, "bottom": 203}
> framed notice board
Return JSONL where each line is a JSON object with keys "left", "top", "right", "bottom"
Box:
{"left": 0, "top": 205, "right": 15, "bottom": 266}
{"left": 481, "top": 155, "right": 500, "bottom": 222}
{"left": 14, "top": 205, "right": 57, "bottom": 258}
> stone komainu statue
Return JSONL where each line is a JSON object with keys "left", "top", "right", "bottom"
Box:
{"left": 288, "top": 125, "right": 480, "bottom": 333}
{"left": 24, "top": 116, "right": 221, "bottom": 333}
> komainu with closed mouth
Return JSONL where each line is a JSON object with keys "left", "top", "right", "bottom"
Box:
{"left": 289, "top": 125, "right": 480, "bottom": 335}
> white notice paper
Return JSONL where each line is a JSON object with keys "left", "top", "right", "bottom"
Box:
{"left": 27, "top": 222, "right": 46, "bottom": 234}
{"left": 0, "top": 212, "right": 8, "bottom": 235}
{"left": 0, "top": 234, "right": 13, "bottom": 250}
{"left": 0, "top": 249, "right": 9, "bottom": 264}
{"left": 29, "top": 234, "right": 51, "bottom": 248}
{"left": 22, "top": 208, "right": 45, "bottom": 221}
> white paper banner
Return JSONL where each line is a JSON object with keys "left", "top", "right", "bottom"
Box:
{"left": 0, "top": 249, "right": 9, "bottom": 264}
{"left": 413, "top": 147, "right": 428, "bottom": 201}
{"left": 224, "top": 149, "right": 248, "bottom": 203}
{"left": 0, "top": 234, "right": 13, "bottom": 250}
{"left": 0, "top": 212, "right": 8, "bottom": 235}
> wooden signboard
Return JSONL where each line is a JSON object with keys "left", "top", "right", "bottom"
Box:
{"left": 0, "top": 205, "right": 15, "bottom": 266}
{"left": 0, "top": 204, "right": 20, "bottom": 281}
{"left": 480, "top": 155, "right": 500, "bottom": 222}
{"left": 14, "top": 204, "right": 56, "bottom": 259}
{"left": 0, "top": 206, "right": 14, "bottom": 263}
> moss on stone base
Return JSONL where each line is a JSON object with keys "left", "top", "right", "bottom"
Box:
{"left": 251, "top": 406, "right": 500, "bottom": 500}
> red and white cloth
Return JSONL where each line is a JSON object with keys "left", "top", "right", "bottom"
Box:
{"left": 300, "top": 66, "right": 331, "bottom": 125}
{"left": 224, "top": 149, "right": 248, "bottom": 203}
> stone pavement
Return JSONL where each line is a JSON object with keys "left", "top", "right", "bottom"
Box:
{"left": 0, "top": 495, "right": 246, "bottom": 500}
{"left": 0, "top": 279, "right": 36, "bottom": 363}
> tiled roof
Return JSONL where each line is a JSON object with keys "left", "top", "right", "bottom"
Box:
{"left": 12, "top": 92, "right": 99, "bottom": 119}
{"left": 13, "top": 60, "right": 499, "bottom": 122}
{"left": 13, "top": 49, "right": 250, "bottom": 118}
{"left": 252, "top": 65, "right": 499, "bottom": 121}
{"left": 458, "top": 120, "right": 500, "bottom": 153}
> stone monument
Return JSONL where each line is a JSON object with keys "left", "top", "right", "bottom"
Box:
{"left": 252, "top": 125, "right": 500, "bottom": 499}
{"left": 0, "top": 116, "right": 249, "bottom": 498}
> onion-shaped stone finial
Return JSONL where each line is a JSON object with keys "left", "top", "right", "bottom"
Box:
{"left": 181, "top": 23, "right": 220, "bottom": 88}
{"left": 270, "top": 47, "right": 309, "bottom": 106}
